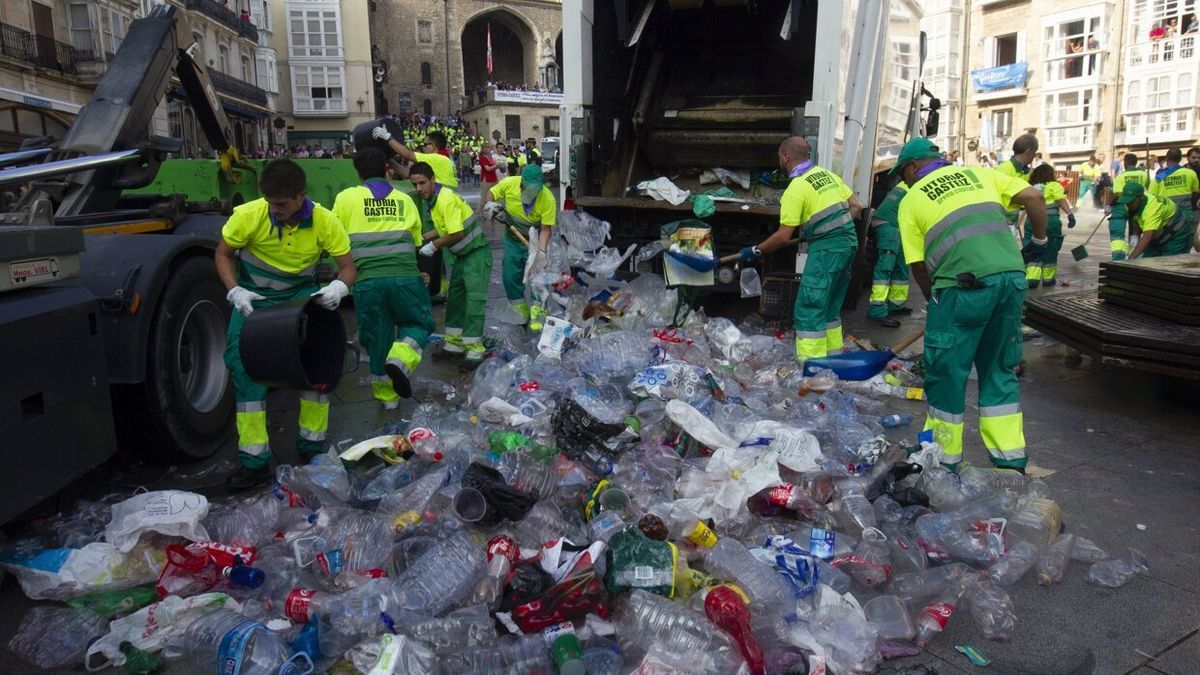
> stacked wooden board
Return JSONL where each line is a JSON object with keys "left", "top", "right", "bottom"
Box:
{"left": 1024, "top": 257, "right": 1200, "bottom": 380}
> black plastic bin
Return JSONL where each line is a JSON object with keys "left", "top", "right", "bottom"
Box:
{"left": 351, "top": 117, "right": 405, "bottom": 159}
{"left": 240, "top": 298, "right": 347, "bottom": 391}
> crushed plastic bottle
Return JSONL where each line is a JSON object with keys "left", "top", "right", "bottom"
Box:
{"left": 1086, "top": 548, "right": 1150, "bottom": 588}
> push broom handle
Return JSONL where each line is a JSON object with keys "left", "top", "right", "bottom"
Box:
{"left": 891, "top": 328, "right": 925, "bottom": 354}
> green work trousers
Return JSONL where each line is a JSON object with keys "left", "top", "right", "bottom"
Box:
{"left": 1144, "top": 203, "right": 1197, "bottom": 257}
{"left": 502, "top": 234, "right": 532, "bottom": 322}
{"left": 923, "top": 270, "right": 1027, "bottom": 470}
{"left": 1022, "top": 217, "right": 1064, "bottom": 287}
{"left": 444, "top": 245, "right": 492, "bottom": 361}
{"left": 1109, "top": 208, "right": 1130, "bottom": 260}
{"left": 224, "top": 284, "right": 329, "bottom": 469}
{"left": 793, "top": 243, "right": 855, "bottom": 361}
{"left": 868, "top": 225, "right": 911, "bottom": 319}
{"left": 355, "top": 276, "right": 435, "bottom": 404}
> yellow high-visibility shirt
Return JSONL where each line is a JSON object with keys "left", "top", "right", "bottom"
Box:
{"left": 492, "top": 176, "right": 556, "bottom": 227}
{"left": 414, "top": 151, "right": 458, "bottom": 188}
{"left": 222, "top": 198, "right": 349, "bottom": 272}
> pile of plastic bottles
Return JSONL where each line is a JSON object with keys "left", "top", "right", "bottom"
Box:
{"left": 0, "top": 215, "right": 1151, "bottom": 674}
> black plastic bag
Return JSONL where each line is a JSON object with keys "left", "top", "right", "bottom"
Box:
{"left": 461, "top": 462, "right": 537, "bottom": 526}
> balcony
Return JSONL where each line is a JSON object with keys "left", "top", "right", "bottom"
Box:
{"left": 1126, "top": 34, "right": 1197, "bottom": 69}
{"left": 209, "top": 69, "right": 268, "bottom": 107}
{"left": 0, "top": 22, "right": 90, "bottom": 73}
{"left": 1121, "top": 108, "right": 1199, "bottom": 144}
{"left": 184, "top": 0, "right": 259, "bottom": 41}
{"left": 971, "top": 62, "right": 1029, "bottom": 102}
{"left": 1044, "top": 124, "right": 1096, "bottom": 153}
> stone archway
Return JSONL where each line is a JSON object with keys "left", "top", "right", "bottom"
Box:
{"left": 461, "top": 9, "right": 537, "bottom": 92}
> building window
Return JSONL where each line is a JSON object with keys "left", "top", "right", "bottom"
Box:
{"left": 288, "top": 7, "right": 342, "bottom": 59}
{"left": 993, "top": 33, "right": 1019, "bottom": 66}
{"left": 242, "top": 55, "right": 252, "bottom": 81}
{"left": 292, "top": 65, "right": 346, "bottom": 113}
{"left": 68, "top": 4, "right": 96, "bottom": 54}
{"left": 192, "top": 32, "right": 204, "bottom": 61}
{"left": 1126, "top": 80, "right": 1141, "bottom": 112}
{"left": 1146, "top": 75, "right": 1171, "bottom": 108}
{"left": 1179, "top": 73, "right": 1193, "bottom": 105}
{"left": 102, "top": 8, "right": 127, "bottom": 55}
{"left": 218, "top": 45, "right": 230, "bottom": 73}
{"left": 1042, "top": 14, "right": 1103, "bottom": 82}
{"left": 423, "top": 98, "right": 433, "bottom": 115}
{"left": 420, "top": 62, "right": 432, "bottom": 86}
{"left": 251, "top": 0, "right": 271, "bottom": 32}
{"left": 992, "top": 108, "right": 1014, "bottom": 139}
{"left": 417, "top": 20, "right": 433, "bottom": 44}
{"left": 256, "top": 51, "right": 278, "bottom": 93}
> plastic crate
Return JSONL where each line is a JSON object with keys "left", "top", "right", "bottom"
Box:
{"left": 760, "top": 273, "right": 800, "bottom": 318}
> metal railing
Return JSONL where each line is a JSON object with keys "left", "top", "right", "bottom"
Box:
{"left": 209, "top": 68, "right": 269, "bottom": 107}
{"left": 0, "top": 22, "right": 89, "bottom": 73}
{"left": 184, "top": 0, "right": 258, "bottom": 39}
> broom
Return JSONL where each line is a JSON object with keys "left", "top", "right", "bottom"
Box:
{"left": 1071, "top": 213, "right": 1110, "bottom": 261}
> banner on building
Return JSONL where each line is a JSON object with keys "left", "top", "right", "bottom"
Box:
{"left": 970, "top": 62, "right": 1028, "bottom": 92}
{"left": 492, "top": 90, "right": 564, "bottom": 105}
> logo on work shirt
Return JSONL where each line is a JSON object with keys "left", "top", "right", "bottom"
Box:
{"left": 805, "top": 170, "right": 835, "bottom": 191}
{"left": 1161, "top": 174, "right": 1188, "bottom": 190}
{"left": 362, "top": 198, "right": 400, "bottom": 218}
{"left": 918, "top": 170, "right": 982, "bottom": 203}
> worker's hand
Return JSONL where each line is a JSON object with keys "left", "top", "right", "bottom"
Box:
{"left": 483, "top": 201, "right": 505, "bottom": 221}
{"left": 371, "top": 125, "right": 392, "bottom": 142}
{"left": 1021, "top": 236, "right": 1048, "bottom": 264}
{"left": 310, "top": 279, "right": 350, "bottom": 310}
{"left": 420, "top": 242, "right": 438, "bottom": 257}
{"left": 1068, "top": 213, "right": 1077, "bottom": 229}
{"left": 739, "top": 246, "right": 762, "bottom": 263}
{"left": 1103, "top": 204, "right": 1112, "bottom": 215}
{"left": 532, "top": 248, "right": 548, "bottom": 273}
{"left": 226, "top": 286, "right": 264, "bottom": 316}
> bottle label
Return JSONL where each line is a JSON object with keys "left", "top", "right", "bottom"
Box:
{"left": 406, "top": 427, "right": 435, "bottom": 443}
{"left": 685, "top": 521, "right": 718, "bottom": 548}
{"left": 767, "top": 484, "right": 794, "bottom": 506}
{"left": 217, "top": 620, "right": 258, "bottom": 675}
{"left": 315, "top": 549, "right": 343, "bottom": 577}
{"left": 905, "top": 387, "right": 925, "bottom": 400}
{"left": 285, "top": 588, "right": 315, "bottom": 622}
{"left": 633, "top": 565, "right": 654, "bottom": 581}
{"left": 922, "top": 601, "right": 955, "bottom": 629}
{"left": 808, "top": 528, "right": 836, "bottom": 559}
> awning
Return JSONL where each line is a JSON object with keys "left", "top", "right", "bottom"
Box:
{"left": 222, "top": 100, "right": 268, "bottom": 119}
{"left": 0, "top": 86, "right": 83, "bottom": 114}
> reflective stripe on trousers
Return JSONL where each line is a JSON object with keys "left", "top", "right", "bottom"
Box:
{"left": 298, "top": 391, "right": 330, "bottom": 443}
{"left": 980, "top": 402, "right": 1026, "bottom": 467}
{"left": 924, "top": 405, "right": 965, "bottom": 465}
{"left": 236, "top": 400, "right": 269, "bottom": 460}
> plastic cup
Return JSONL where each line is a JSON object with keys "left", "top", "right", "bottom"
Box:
{"left": 864, "top": 594, "right": 916, "bottom": 640}
{"left": 452, "top": 487, "right": 488, "bottom": 523}
{"left": 598, "top": 487, "right": 632, "bottom": 514}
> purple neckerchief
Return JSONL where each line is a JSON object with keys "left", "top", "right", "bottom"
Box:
{"left": 915, "top": 158, "right": 952, "bottom": 180}
{"left": 1156, "top": 164, "right": 1181, "bottom": 182}
{"left": 363, "top": 178, "right": 394, "bottom": 200}
{"left": 268, "top": 197, "right": 315, "bottom": 237}
{"left": 789, "top": 160, "right": 815, "bottom": 178}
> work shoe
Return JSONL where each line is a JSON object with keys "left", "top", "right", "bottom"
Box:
{"left": 381, "top": 400, "right": 399, "bottom": 410}
{"left": 1042, "top": 279, "right": 1057, "bottom": 287}
{"left": 225, "top": 465, "right": 271, "bottom": 491}
{"left": 870, "top": 315, "right": 901, "bottom": 328}
{"left": 385, "top": 363, "right": 412, "bottom": 398}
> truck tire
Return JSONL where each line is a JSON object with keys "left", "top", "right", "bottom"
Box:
{"left": 116, "top": 255, "right": 233, "bottom": 459}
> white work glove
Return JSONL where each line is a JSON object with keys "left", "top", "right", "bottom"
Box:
{"left": 483, "top": 201, "right": 505, "bottom": 220}
{"left": 420, "top": 242, "right": 438, "bottom": 257}
{"left": 371, "top": 125, "right": 392, "bottom": 141}
{"left": 226, "top": 286, "right": 264, "bottom": 317}
{"left": 532, "top": 248, "right": 548, "bottom": 272}
{"left": 310, "top": 279, "right": 350, "bottom": 310}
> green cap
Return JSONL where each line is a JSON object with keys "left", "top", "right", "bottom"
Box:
{"left": 520, "top": 164, "right": 544, "bottom": 202}
{"left": 890, "top": 137, "right": 942, "bottom": 175}
{"left": 1115, "top": 181, "right": 1145, "bottom": 205}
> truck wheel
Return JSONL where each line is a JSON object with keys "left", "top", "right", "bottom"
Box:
{"left": 119, "top": 256, "right": 233, "bottom": 459}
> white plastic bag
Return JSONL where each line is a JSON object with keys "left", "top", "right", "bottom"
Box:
{"left": 0, "top": 541, "right": 164, "bottom": 600}
{"left": 86, "top": 592, "right": 241, "bottom": 670}
{"left": 104, "top": 490, "right": 210, "bottom": 553}
{"left": 740, "top": 267, "right": 762, "bottom": 298}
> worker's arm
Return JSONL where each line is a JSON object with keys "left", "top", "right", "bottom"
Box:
{"left": 386, "top": 139, "right": 417, "bottom": 164}
{"left": 215, "top": 240, "right": 240, "bottom": 291}
{"left": 1011, "top": 187, "right": 1049, "bottom": 240}
{"left": 910, "top": 261, "right": 933, "bottom": 302}
{"left": 1129, "top": 230, "right": 1153, "bottom": 259}
{"left": 537, "top": 227, "right": 552, "bottom": 252}
{"left": 484, "top": 186, "right": 496, "bottom": 202}
{"left": 332, "top": 252, "right": 357, "bottom": 287}
{"left": 848, "top": 195, "right": 864, "bottom": 221}
{"left": 755, "top": 224, "right": 798, "bottom": 255}
{"left": 422, "top": 230, "right": 465, "bottom": 250}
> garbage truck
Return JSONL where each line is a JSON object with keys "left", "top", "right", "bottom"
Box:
{"left": 0, "top": 5, "right": 325, "bottom": 523}
{"left": 558, "top": 0, "right": 931, "bottom": 306}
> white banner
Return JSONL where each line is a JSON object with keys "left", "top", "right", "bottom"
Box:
{"left": 492, "top": 90, "right": 564, "bottom": 105}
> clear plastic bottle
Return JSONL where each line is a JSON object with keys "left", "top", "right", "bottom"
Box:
{"left": 402, "top": 604, "right": 497, "bottom": 655}
{"left": 205, "top": 492, "right": 283, "bottom": 548}
{"left": 1071, "top": 536, "right": 1109, "bottom": 563}
{"left": 1006, "top": 496, "right": 1062, "bottom": 548}
{"left": 915, "top": 513, "right": 1002, "bottom": 566}
{"left": 179, "top": 608, "right": 310, "bottom": 675}
{"left": 472, "top": 534, "right": 517, "bottom": 608}
{"left": 987, "top": 540, "right": 1039, "bottom": 586}
{"left": 1086, "top": 548, "right": 1149, "bottom": 588}
{"left": 1035, "top": 533, "right": 1075, "bottom": 586}
{"left": 282, "top": 579, "right": 386, "bottom": 635}
{"left": 834, "top": 493, "right": 878, "bottom": 535}
{"left": 502, "top": 633, "right": 553, "bottom": 672}
{"left": 614, "top": 589, "right": 736, "bottom": 671}
{"left": 312, "top": 510, "right": 394, "bottom": 585}
{"left": 384, "top": 530, "right": 486, "bottom": 621}
{"left": 966, "top": 577, "right": 1016, "bottom": 640}
{"left": 958, "top": 464, "right": 1028, "bottom": 498}
{"left": 918, "top": 468, "right": 968, "bottom": 511}
{"left": 701, "top": 537, "right": 795, "bottom": 610}
{"left": 498, "top": 451, "right": 559, "bottom": 500}
{"left": 913, "top": 585, "right": 964, "bottom": 648}
{"left": 580, "top": 637, "right": 624, "bottom": 675}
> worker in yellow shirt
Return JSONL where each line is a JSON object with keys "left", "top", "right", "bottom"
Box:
{"left": 410, "top": 162, "right": 493, "bottom": 370}
{"left": 995, "top": 134, "right": 1038, "bottom": 232}
{"left": 1149, "top": 147, "right": 1199, "bottom": 236}
{"left": 517, "top": 137, "right": 542, "bottom": 167}
{"left": 1103, "top": 154, "right": 1152, "bottom": 259}
{"left": 1075, "top": 155, "right": 1103, "bottom": 209}
{"left": 893, "top": 137, "right": 1048, "bottom": 471}
{"left": 332, "top": 148, "right": 434, "bottom": 409}
{"left": 740, "top": 137, "right": 862, "bottom": 361}
{"left": 214, "top": 159, "right": 357, "bottom": 489}
{"left": 1024, "top": 164, "right": 1075, "bottom": 287}
{"left": 485, "top": 164, "right": 556, "bottom": 330}
{"left": 1117, "top": 182, "right": 1197, "bottom": 258}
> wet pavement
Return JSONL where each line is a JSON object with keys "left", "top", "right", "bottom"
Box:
{"left": 1, "top": 203, "right": 1197, "bottom": 674}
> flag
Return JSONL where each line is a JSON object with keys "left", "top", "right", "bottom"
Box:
{"left": 486, "top": 22, "right": 493, "bottom": 76}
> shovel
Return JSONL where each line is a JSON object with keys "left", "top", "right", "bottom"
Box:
{"left": 668, "top": 238, "right": 803, "bottom": 272}
{"left": 1070, "top": 213, "right": 1109, "bottom": 261}
{"left": 802, "top": 328, "right": 925, "bottom": 381}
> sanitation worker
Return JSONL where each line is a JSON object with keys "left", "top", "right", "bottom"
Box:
{"left": 1118, "top": 182, "right": 1197, "bottom": 258}
{"left": 215, "top": 159, "right": 356, "bottom": 489}
{"left": 409, "top": 161, "right": 492, "bottom": 370}
{"left": 739, "top": 136, "right": 862, "bottom": 361}
{"left": 1023, "top": 163, "right": 1075, "bottom": 288}
{"left": 332, "top": 148, "right": 434, "bottom": 409}
{"left": 867, "top": 180, "right": 912, "bottom": 327}
{"left": 893, "top": 138, "right": 1048, "bottom": 472}
{"left": 1149, "top": 147, "right": 1199, "bottom": 242}
{"left": 995, "top": 134, "right": 1038, "bottom": 233}
{"left": 1103, "top": 153, "right": 1153, "bottom": 259}
{"left": 484, "top": 164, "right": 556, "bottom": 330}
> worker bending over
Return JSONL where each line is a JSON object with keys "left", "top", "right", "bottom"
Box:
{"left": 1103, "top": 154, "right": 1151, "bottom": 260}
{"left": 410, "top": 162, "right": 492, "bottom": 370}
{"left": 333, "top": 148, "right": 434, "bottom": 409}
{"left": 741, "top": 136, "right": 862, "bottom": 361}
{"left": 1024, "top": 164, "right": 1075, "bottom": 288}
{"left": 1116, "top": 182, "right": 1197, "bottom": 258}
{"left": 867, "top": 181, "right": 912, "bottom": 327}
{"left": 893, "top": 138, "right": 1048, "bottom": 472}
{"left": 215, "top": 159, "right": 356, "bottom": 488}
{"left": 485, "top": 164, "right": 556, "bottom": 330}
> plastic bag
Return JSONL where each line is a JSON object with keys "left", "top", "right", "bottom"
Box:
{"left": 104, "top": 490, "right": 210, "bottom": 553}
{"left": 0, "top": 541, "right": 164, "bottom": 600}
{"left": 461, "top": 462, "right": 537, "bottom": 526}
{"left": 553, "top": 399, "right": 632, "bottom": 461}
{"left": 86, "top": 592, "right": 242, "bottom": 669}
{"left": 9, "top": 606, "right": 107, "bottom": 669}
{"left": 740, "top": 267, "right": 762, "bottom": 298}
{"left": 604, "top": 526, "right": 678, "bottom": 598}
